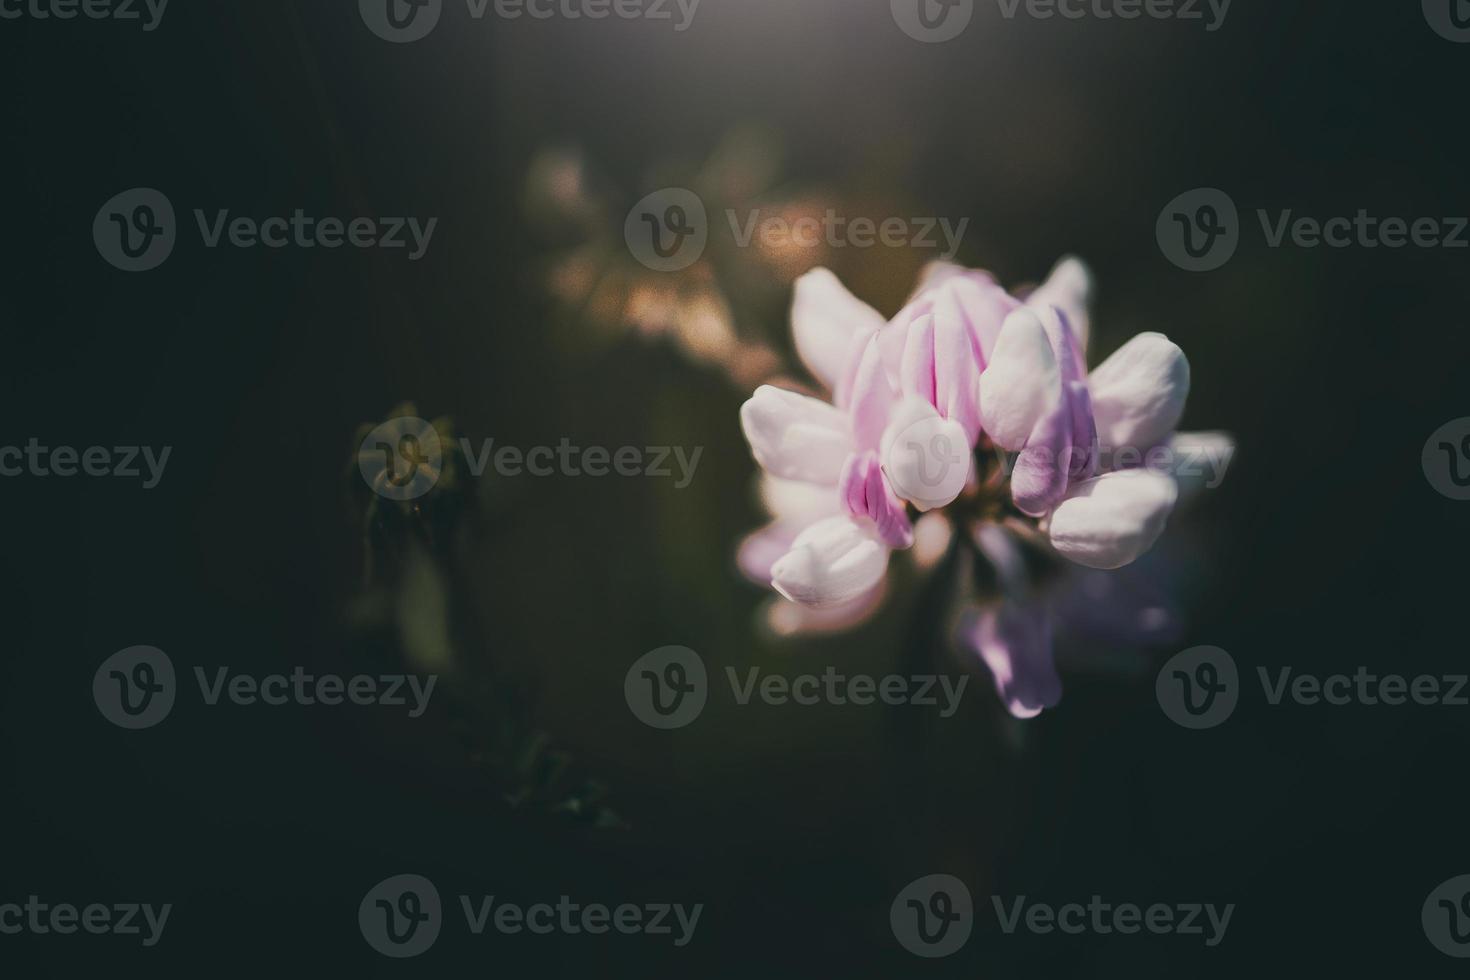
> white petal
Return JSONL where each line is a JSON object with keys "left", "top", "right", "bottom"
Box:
{"left": 770, "top": 516, "right": 890, "bottom": 607}
{"left": 1026, "top": 256, "right": 1093, "bottom": 356}
{"left": 1048, "top": 469, "right": 1179, "bottom": 569}
{"left": 1088, "top": 332, "right": 1190, "bottom": 452}
{"left": 879, "top": 397, "right": 971, "bottom": 511}
{"left": 978, "top": 308, "right": 1060, "bottom": 451}
{"left": 910, "top": 259, "right": 969, "bottom": 295}
{"left": 757, "top": 474, "right": 841, "bottom": 522}
{"left": 791, "top": 268, "right": 886, "bottom": 391}
{"left": 740, "top": 385, "right": 853, "bottom": 485}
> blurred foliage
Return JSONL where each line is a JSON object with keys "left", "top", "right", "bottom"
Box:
{"left": 347, "top": 403, "right": 624, "bottom": 829}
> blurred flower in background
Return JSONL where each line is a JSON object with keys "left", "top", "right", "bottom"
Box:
{"left": 524, "top": 125, "right": 928, "bottom": 389}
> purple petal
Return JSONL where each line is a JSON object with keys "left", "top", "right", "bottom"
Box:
{"left": 1011, "top": 389, "right": 1072, "bottom": 517}
{"left": 839, "top": 451, "right": 914, "bottom": 550}
{"left": 963, "top": 601, "right": 1061, "bottom": 719}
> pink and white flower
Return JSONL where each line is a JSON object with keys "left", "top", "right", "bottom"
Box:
{"left": 736, "top": 256, "right": 1231, "bottom": 717}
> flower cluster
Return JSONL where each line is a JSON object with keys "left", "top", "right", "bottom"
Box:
{"left": 737, "top": 258, "right": 1230, "bottom": 717}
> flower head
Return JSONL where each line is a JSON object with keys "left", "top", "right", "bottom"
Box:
{"left": 737, "top": 257, "right": 1232, "bottom": 717}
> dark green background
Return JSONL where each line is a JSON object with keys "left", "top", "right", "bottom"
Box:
{"left": 2, "top": 0, "right": 1467, "bottom": 975}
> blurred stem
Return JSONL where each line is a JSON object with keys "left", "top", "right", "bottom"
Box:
{"left": 892, "top": 530, "right": 966, "bottom": 753}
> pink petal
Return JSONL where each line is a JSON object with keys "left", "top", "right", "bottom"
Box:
{"left": 847, "top": 334, "right": 898, "bottom": 453}
{"left": 1010, "top": 388, "right": 1073, "bottom": 518}
{"left": 899, "top": 313, "right": 939, "bottom": 407}
{"left": 839, "top": 451, "right": 914, "bottom": 550}
{"left": 899, "top": 310, "right": 984, "bottom": 444}
{"left": 1026, "top": 256, "right": 1093, "bottom": 360}
{"left": 791, "top": 268, "right": 886, "bottom": 398}
{"left": 736, "top": 521, "right": 800, "bottom": 585}
{"left": 933, "top": 273, "right": 1019, "bottom": 366}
